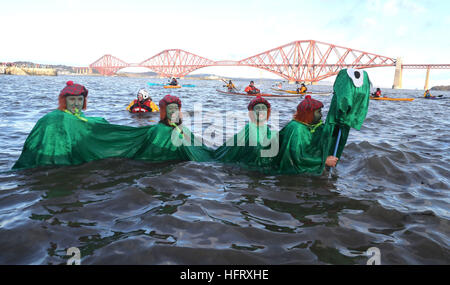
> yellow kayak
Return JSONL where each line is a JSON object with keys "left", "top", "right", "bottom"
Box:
{"left": 271, "top": 88, "right": 331, "bottom": 96}
{"left": 370, "top": 97, "right": 414, "bottom": 101}
{"left": 163, "top": 85, "right": 181, "bottom": 89}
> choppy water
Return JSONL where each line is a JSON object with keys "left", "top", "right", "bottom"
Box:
{"left": 0, "top": 75, "right": 449, "bottom": 265}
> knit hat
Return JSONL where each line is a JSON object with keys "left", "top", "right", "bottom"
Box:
{"left": 294, "top": 95, "right": 323, "bottom": 124}
{"left": 58, "top": 81, "right": 88, "bottom": 111}
{"left": 296, "top": 95, "right": 323, "bottom": 112}
{"left": 59, "top": 81, "right": 88, "bottom": 97}
{"left": 247, "top": 96, "right": 271, "bottom": 111}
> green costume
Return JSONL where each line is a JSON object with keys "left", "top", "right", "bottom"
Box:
{"left": 12, "top": 87, "right": 213, "bottom": 170}
{"left": 215, "top": 122, "right": 277, "bottom": 170}
{"left": 12, "top": 110, "right": 151, "bottom": 170}
{"left": 133, "top": 122, "right": 213, "bottom": 162}
{"left": 215, "top": 98, "right": 278, "bottom": 170}
{"left": 272, "top": 68, "right": 371, "bottom": 175}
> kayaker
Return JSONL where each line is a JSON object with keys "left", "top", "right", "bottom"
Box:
{"left": 169, "top": 77, "right": 178, "bottom": 86}
{"left": 424, "top": 89, "right": 434, "bottom": 98}
{"left": 296, "top": 83, "right": 308, "bottom": 94}
{"left": 226, "top": 80, "right": 237, "bottom": 92}
{"left": 245, "top": 81, "right": 260, "bottom": 95}
{"left": 126, "top": 89, "right": 159, "bottom": 113}
{"left": 372, "top": 88, "right": 382, "bottom": 98}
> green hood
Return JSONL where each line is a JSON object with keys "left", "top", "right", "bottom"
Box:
{"left": 326, "top": 68, "right": 371, "bottom": 130}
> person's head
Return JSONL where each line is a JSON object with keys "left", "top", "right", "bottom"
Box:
{"left": 229, "top": 80, "right": 232, "bottom": 84}
{"left": 302, "top": 83, "right": 306, "bottom": 87}
{"left": 377, "top": 88, "right": 380, "bottom": 91}
{"left": 294, "top": 95, "right": 324, "bottom": 125}
{"left": 58, "top": 81, "right": 88, "bottom": 114}
{"left": 159, "top": 94, "right": 182, "bottom": 125}
{"left": 248, "top": 96, "right": 271, "bottom": 125}
{"left": 250, "top": 81, "right": 254, "bottom": 86}
{"left": 137, "top": 88, "right": 150, "bottom": 101}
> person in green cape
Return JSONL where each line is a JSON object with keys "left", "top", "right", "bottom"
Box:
{"left": 272, "top": 95, "right": 338, "bottom": 175}
{"left": 215, "top": 96, "right": 278, "bottom": 170}
{"left": 132, "top": 94, "right": 213, "bottom": 162}
{"left": 12, "top": 81, "right": 152, "bottom": 170}
{"left": 272, "top": 68, "right": 371, "bottom": 175}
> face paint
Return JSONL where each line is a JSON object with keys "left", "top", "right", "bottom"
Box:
{"left": 252, "top": 103, "right": 268, "bottom": 124}
{"left": 66, "top": 95, "right": 84, "bottom": 114}
{"left": 166, "top": 103, "right": 180, "bottom": 122}
{"left": 312, "top": 108, "right": 322, "bottom": 124}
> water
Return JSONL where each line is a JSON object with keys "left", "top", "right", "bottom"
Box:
{"left": 0, "top": 75, "right": 449, "bottom": 265}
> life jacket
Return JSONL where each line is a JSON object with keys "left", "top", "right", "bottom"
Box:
{"left": 128, "top": 100, "right": 154, "bottom": 113}
{"left": 245, "top": 85, "right": 260, "bottom": 94}
{"left": 300, "top": 86, "right": 307, "bottom": 93}
{"left": 375, "top": 90, "right": 381, "bottom": 97}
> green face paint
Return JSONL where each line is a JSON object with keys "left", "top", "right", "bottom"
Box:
{"left": 312, "top": 108, "right": 322, "bottom": 124}
{"left": 66, "top": 95, "right": 84, "bottom": 114}
{"left": 166, "top": 103, "right": 180, "bottom": 122}
{"left": 252, "top": 103, "right": 268, "bottom": 123}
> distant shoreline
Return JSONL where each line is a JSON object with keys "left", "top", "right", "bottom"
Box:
{"left": 431, "top": 85, "right": 450, "bottom": 91}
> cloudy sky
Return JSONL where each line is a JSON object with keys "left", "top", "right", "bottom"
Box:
{"left": 1, "top": 0, "right": 449, "bottom": 88}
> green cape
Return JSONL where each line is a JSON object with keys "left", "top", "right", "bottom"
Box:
{"left": 13, "top": 111, "right": 213, "bottom": 170}
{"left": 269, "top": 69, "right": 371, "bottom": 175}
{"left": 214, "top": 122, "right": 278, "bottom": 170}
{"left": 132, "top": 122, "right": 213, "bottom": 162}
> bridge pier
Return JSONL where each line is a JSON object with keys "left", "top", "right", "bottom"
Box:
{"left": 424, "top": 67, "right": 430, "bottom": 90}
{"left": 392, "top": 57, "right": 403, "bottom": 89}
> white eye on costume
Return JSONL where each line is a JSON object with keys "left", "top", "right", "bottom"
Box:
{"left": 347, "top": 68, "right": 364, "bottom": 88}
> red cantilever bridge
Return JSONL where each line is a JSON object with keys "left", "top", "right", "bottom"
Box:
{"left": 84, "top": 40, "right": 450, "bottom": 85}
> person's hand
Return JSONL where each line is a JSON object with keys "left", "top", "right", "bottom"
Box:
{"left": 325, "top": 156, "right": 338, "bottom": 167}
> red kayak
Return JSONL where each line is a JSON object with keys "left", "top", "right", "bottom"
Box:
{"left": 216, "top": 89, "right": 301, "bottom": 99}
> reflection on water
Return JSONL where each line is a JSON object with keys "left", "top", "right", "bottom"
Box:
{"left": 0, "top": 75, "right": 449, "bottom": 264}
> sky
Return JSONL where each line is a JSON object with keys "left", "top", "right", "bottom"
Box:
{"left": 1, "top": 0, "right": 450, "bottom": 89}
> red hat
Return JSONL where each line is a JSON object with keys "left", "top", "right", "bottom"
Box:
{"left": 59, "top": 80, "right": 88, "bottom": 97}
{"left": 58, "top": 81, "right": 88, "bottom": 111}
{"left": 296, "top": 95, "right": 323, "bottom": 112}
{"left": 248, "top": 96, "right": 271, "bottom": 122}
{"left": 247, "top": 96, "right": 271, "bottom": 111}
{"left": 294, "top": 95, "right": 323, "bottom": 124}
{"left": 159, "top": 94, "right": 182, "bottom": 121}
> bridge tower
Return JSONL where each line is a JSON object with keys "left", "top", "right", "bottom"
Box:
{"left": 392, "top": 57, "right": 403, "bottom": 89}
{"left": 424, "top": 67, "right": 430, "bottom": 90}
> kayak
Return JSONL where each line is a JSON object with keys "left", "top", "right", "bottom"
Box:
{"left": 423, "top": 96, "right": 446, "bottom": 100}
{"left": 271, "top": 88, "right": 331, "bottom": 96}
{"left": 370, "top": 97, "right": 414, "bottom": 101}
{"left": 147, "top": 82, "right": 165, "bottom": 86}
{"left": 147, "top": 83, "right": 195, "bottom": 88}
{"left": 216, "top": 89, "right": 301, "bottom": 99}
{"left": 164, "top": 85, "right": 181, "bottom": 89}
